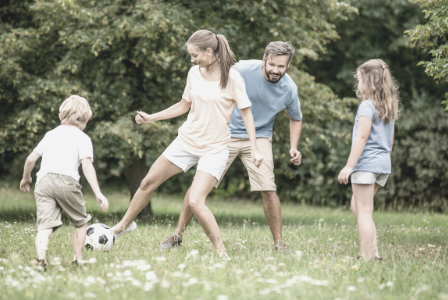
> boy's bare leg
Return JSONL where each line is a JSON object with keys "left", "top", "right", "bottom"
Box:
{"left": 352, "top": 183, "right": 377, "bottom": 261}
{"left": 112, "top": 155, "right": 182, "bottom": 235}
{"left": 188, "top": 171, "right": 226, "bottom": 253}
{"left": 35, "top": 228, "right": 53, "bottom": 261}
{"left": 73, "top": 223, "right": 88, "bottom": 261}
{"left": 174, "top": 189, "right": 194, "bottom": 236}
{"left": 261, "top": 191, "right": 283, "bottom": 245}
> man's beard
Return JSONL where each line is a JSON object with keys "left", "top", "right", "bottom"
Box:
{"left": 264, "top": 61, "right": 286, "bottom": 83}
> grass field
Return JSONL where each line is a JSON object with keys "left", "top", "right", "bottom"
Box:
{"left": 0, "top": 184, "right": 447, "bottom": 300}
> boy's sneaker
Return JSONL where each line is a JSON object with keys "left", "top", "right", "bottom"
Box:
{"left": 114, "top": 221, "right": 137, "bottom": 239}
{"left": 36, "top": 259, "right": 48, "bottom": 270}
{"left": 274, "top": 242, "right": 291, "bottom": 253}
{"left": 160, "top": 234, "right": 182, "bottom": 250}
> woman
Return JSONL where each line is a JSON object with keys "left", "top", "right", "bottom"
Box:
{"left": 111, "top": 30, "right": 263, "bottom": 256}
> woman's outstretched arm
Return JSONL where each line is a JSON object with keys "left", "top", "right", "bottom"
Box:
{"left": 240, "top": 107, "right": 264, "bottom": 167}
{"left": 135, "top": 99, "right": 192, "bottom": 124}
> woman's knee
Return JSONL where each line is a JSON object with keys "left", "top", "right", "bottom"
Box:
{"left": 188, "top": 195, "right": 205, "bottom": 213}
{"left": 140, "top": 175, "right": 157, "bottom": 191}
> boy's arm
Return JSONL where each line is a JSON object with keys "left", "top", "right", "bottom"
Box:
{"left": 81, "top": 158, "right": 109, "bottom": 212}
{"left": 20, "top": 151, "right": 41, "bottom": 192}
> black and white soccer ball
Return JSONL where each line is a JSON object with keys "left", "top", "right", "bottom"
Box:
{"left": 85, "top": 223, "right": 114, "bottom": 252}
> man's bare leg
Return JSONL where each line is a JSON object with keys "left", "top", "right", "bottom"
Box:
{"left": 112, "top": 155, "right": 182, "bottom": 235}
{"left": 173, "top": 188, "right": 194, "bottom": 236}
{"left": 261, "top": 191, "right": 283, "bottom": 245}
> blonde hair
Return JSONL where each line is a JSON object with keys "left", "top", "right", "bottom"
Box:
{"left": 59, "top": 95, "right": 92, "bottom": 128}
{"left": 355, "top": 59, "right": 400, "bottom": 123}
{"left": 186, "top": 30, "right": 235, "bottom": 89}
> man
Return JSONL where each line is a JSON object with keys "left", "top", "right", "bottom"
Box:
{"left": 160, "top": 41, "right": 303, "bottom": 252}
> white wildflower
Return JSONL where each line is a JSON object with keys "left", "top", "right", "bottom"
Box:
{"left": 347, "top": 286, "right": 356, "bottom": 291}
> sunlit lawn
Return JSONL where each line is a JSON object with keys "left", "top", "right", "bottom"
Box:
{"left": 0, "top": 183, "right": 447, "bottom": 300}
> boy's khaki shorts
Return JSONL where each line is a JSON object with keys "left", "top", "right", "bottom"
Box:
{"left": 216, "top": 137, "right": 276, "bottom": 191}
{"left": 34, "top": 173, "right": 91, "bottom": 231}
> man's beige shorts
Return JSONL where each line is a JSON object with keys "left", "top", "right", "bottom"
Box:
{"left": 34, "top": 173, "right": 91, "bottom": 231}
{"left": 216, "top": 137, "right": 276, "bottom": 191}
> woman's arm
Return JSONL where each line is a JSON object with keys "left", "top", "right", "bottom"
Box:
{"left": 239, "top": 107, "right": 263, "bottom": 167}
{"left": 135, "top": 99, "right": 192, "bottom": 124}
{"left": 338, "top": 116, "right": 372, "bottom": 184}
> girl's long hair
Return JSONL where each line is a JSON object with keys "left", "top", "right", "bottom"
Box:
{"left": 186, "top": 30, "right": 235, "bottom": 89}
{"left": 355, "top": 59, "right": 400, "bottom": 123}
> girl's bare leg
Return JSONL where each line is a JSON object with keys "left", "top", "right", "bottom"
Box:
{"left": 188, "top": 171, "right": 225, "bottom": 253}
{"left": 73, "top": 223, "right": 87, "bottom": 261}
{"left": 352, "top": 183, "right": 376, "bottom": 261}
{"left": 112, "top": 155, "right": 182, "bottom": 234}
{"left": 351, "top": 184, "right": 381, "bottom": 259}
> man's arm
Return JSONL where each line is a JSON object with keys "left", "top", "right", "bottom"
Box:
{"left": 289, "top": 119, "right": 302, "bottom": 165}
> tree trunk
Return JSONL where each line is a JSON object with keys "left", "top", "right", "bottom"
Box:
{"left": 125, "top": 156, "right": 152, "bottom": 218}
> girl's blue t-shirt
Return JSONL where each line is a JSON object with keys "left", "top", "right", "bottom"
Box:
{"left": 352, "top": 99, "right": 394, "bottom": 174}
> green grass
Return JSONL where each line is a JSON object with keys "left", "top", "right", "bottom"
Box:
{"left": 0, "top": 184, "right": 447, "bottom": 300}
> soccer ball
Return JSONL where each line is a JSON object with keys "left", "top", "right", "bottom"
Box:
{"left": 84, "top": 223, "right": 114, "bottom": 252}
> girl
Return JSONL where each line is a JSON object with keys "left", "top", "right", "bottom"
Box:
{"left": 338, "top": 59, "right": 400, "bottom": 261}
{"left": 111, "top": 30, "right": 263, "bottom": 257}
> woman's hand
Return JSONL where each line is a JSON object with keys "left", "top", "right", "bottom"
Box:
{"left": 251, "top": 150, "right": 264, "bottom": 168}
{"left": 338, "top": 166, "right": 353, "bottom": 185}
{"left": 135, "top": 111, "right": 152, "bottom": 124}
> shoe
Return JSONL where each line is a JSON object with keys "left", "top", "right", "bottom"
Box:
{"left": 274, "top": 242, "right": 291, "bottom": 253}
{"left": 374, "top": 256, "right": 383, "bottom": 262}
{"left": 71, "top": 260, "right": 78, "bottom": 267}
{"left": 160, "top": 234, "right": 182, "bottom": 250}
{"left": 114, "top": 221, "right": 137, "bottom": 239}
{"left": 36, "top": 259, "right": 48, "bottom": 270}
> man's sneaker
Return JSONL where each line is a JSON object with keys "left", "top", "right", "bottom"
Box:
{"left": 160, "top": 234, "right": 182, "bottom": 250}
{"left": 274, "top": 242, "right": 291, "bottom": 253}
{"left": 114, "top": 221, "right": 137, "bottom": 239}
{"left": 71, "top": 260, "right": 78, "bottom": 267}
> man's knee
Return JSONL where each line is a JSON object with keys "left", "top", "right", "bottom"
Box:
{"left": 261, "top": 191, "right": 278, "bottom": 201}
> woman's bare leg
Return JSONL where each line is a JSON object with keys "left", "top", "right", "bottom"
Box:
{"left": 112, "top": 155, "right": 182, "bottom": 234}
{"left": 188, "top": 171, "right": 225, "bottom": 253}
{"left": 174, "top": 189, "right": 194, "bottom": 236}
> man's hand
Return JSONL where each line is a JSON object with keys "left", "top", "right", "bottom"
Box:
{"left": 251, "top": 150, "right": 264, "bottom": 168}
{"left": 289, "top": 149, "right": 302, "bottom": 165}
{"left": 135, "top": 111, "right": 152, "bottom": 124}
{"left": 338, "top": 166, "right": 353, "bottom": 185}
{"left": 20, "top": 177, "right": 32, "bottom": 192}
{"left": 95, "top": 192, "right": 109, "bottom": 212}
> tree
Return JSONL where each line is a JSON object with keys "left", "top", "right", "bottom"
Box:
{"left": 0, "top": 0, "right": 357, "bottom": 214}
{"left": 405, "top": 0, "right": 448, "bottom": 110}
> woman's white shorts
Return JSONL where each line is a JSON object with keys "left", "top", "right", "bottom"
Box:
{"left": 162, "top": 139, "right": 229, "bottom": 181}
{"left": 351, "top": 171, "right": 389, "bottom": 187}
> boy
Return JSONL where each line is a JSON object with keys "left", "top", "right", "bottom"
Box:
{"left": 20, "top": 95, "right": 108, "bottom": 267}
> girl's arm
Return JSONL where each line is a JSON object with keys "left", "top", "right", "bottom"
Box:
{"left": 389, "top": 124, "right": 395, "bottom": 155}
{"left": 135, "top": 99, "right": 192, "bottom": 124}
{"left": 239, "top": 107, "right": 264, "bottom": 167}
{"left": 20, "top": 151, "right": 41, "bottom": 192}
{"left": 338, "top": 116, "right": 372, "bottom": 185}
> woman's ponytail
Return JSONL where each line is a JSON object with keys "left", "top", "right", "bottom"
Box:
{"left": 186, "top": 30, "right": 236, "bottom": 89}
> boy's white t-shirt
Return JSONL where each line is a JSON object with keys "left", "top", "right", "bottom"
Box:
{"left": 34, "top": 125, "right": 94, "bottom": 185}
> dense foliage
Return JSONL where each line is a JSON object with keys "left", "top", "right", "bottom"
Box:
{"left": 0, "top": 0, "right": 356, "bottom": 212}
{"left": 405, "top": 0, "right": 448, "bottom": 109}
